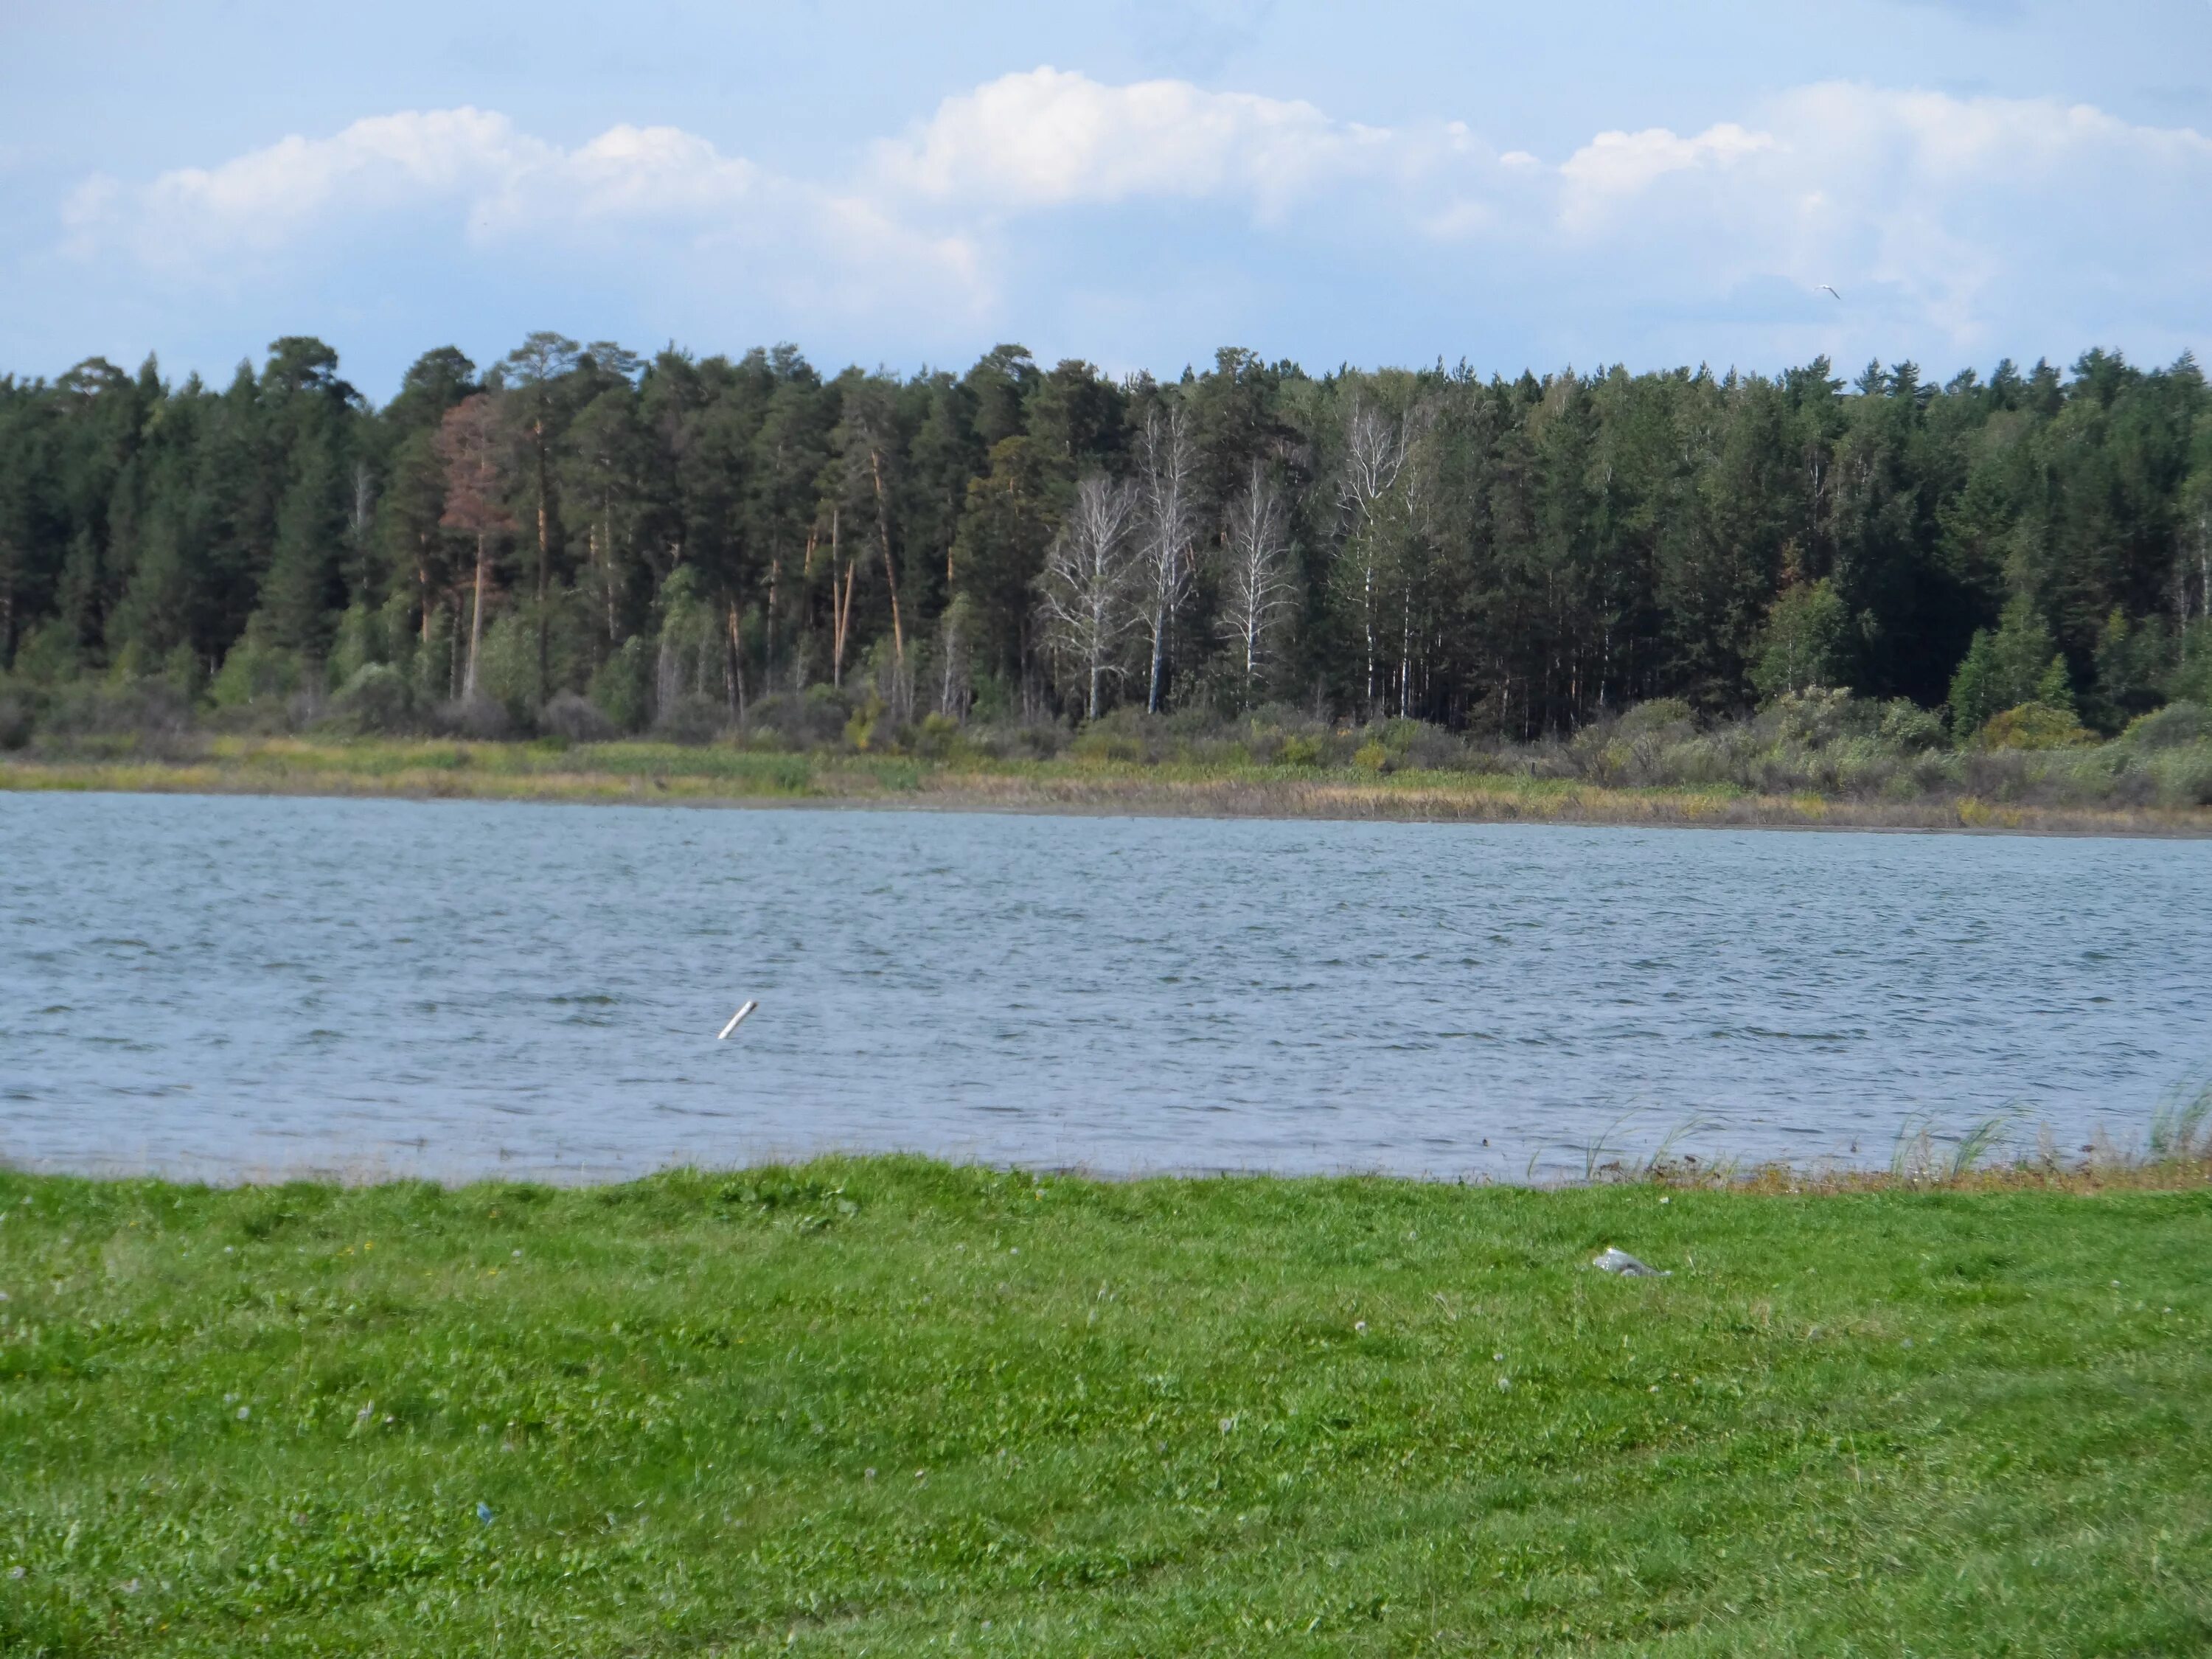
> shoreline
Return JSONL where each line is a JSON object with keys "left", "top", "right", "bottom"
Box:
{"left": 11, "top": 1116, "right": 2208, "bottom": 1195}
{"left": 7, "top": 743, "right": 2211, "bottom": 838}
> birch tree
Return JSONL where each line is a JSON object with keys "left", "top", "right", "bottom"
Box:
{"left": 1333, "top": 399, "right": 1408, "bottom": 712}
{"left": 1135, "top": 402, "right": 1200, "bottom": 713}
{"left": 1038, "top": 474, "right": 1138, "bottom": 720}
{"left": 1219, "top": 459, "right": 1295, "bottom": 706}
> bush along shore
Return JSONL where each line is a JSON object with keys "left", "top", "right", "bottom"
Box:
{"left": 4, "top": 1129, "right": 2212, "bottom": 1657}
{"left": 4, "top": 688, "right": 2211, "bottom": 834}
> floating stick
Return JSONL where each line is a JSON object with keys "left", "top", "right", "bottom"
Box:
{"left": 717, "top": 1001, "right": 759, "bottom": 1040}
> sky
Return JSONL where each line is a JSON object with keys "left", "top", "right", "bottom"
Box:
{"left": 3, "top": 0, "right": 2210, "bottom": 401}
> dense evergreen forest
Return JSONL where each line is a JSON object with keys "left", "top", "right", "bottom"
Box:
{"left": 2, "top": 334, "right": 2208, "bottom": 744}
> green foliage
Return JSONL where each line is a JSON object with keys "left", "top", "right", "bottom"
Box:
{"left": 911, "top": 711, "right": 963, "bottom": 759}
{"left": 474, "top": 610, "right": 541, "bottom": 720}
{"left": 327, "top": 664, "right": 418, "bottom": 735}
{"left": 1766, "top": 686, "right": 1860, "bottom": 748}
{"left": 1877, "top": 698, "right": 1948, "bottom": 751}
{"left": 4, "top": 1162, "right": 2212, "bottom": 1655}
{"left": 1978, "top": 702, "right": 2093, "bottom": 750}
{"left": 1750, "top": 578, "right": 1854, "bottom": 700}
{"left": 2121, "top": 700, "right": 2208, "bottom": 749}
{"left": 208, "top": 618, "right": 302, "bottom": 710}
{"left": 262, "top": 438, "right": 347, "bottom": 658}
{"left": 0, "top": 682, "right": 32, "bottom": 749}
{"left": 327, "top": 602, "right": 391, "bottom": 689}
{"left": 2089, "top": 608, "right": 2168, "bottom": 731}
{"left": 3, "top": 338, "right": 2211, "bottom": 747}
{"left": 9, "top": 621, "right": 83, "bottom": 686}
{"left": 841, "top": 693, "right": 885, "bottom": 752}
{"left": 1949, "top": 595, "right": 2073, "bottom": 734}
{"left": 2171, "top": 621, "right": 2212, "bottom": 706}
{"left": 540, "top": 690, "right": 614, "bottom": 742}
{"left": 588, "top": 636, "right": 653, "bottom": 734}
{"left": 1615, "top": 697, "right": 1695, "bottom": 737}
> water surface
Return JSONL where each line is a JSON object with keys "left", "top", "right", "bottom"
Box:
{"left": 3, "top": 792, "right": 2206, "bottom": 1180}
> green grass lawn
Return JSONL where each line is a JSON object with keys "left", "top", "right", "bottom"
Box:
{"left": 3, "top": 1160, "right": 2209, "bottom": 1655}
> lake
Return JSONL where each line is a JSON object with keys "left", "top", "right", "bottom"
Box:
{"left": 3, "top": 791, "right": 2208, "bottom": 1182}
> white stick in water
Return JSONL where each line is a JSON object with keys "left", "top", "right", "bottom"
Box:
{"left": 718, "top": 1000, "right": 758, "bottom": 1040}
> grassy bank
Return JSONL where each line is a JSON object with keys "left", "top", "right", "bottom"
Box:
{"left": 4, "top": 1160, "right": 2211, "bottom": 1655}
{"left": 7, "top": 735, "right": 2212, "bottom": 835}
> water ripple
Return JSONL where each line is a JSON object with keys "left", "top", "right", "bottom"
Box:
{"left": 1, "top": 793, "right": 2208, "bottom": 1180}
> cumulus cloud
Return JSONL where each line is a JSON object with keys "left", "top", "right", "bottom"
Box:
{"left": 64, "top": 108, "right": 546, "bottom": 260}
{"left": 1558, "top": 122, "right": 1773, "bottom": 218}
{"left": 1542, "top": 85, "right": 2212, "bottom": 349}
{"left": 872, "top": 66, "right": 1387, "bottom": 215}
{"left": 52, "top": 72, "right": 2212, "bottom": 368}
{"left": 60, "top": 105, "right": 985, "bottom": 330}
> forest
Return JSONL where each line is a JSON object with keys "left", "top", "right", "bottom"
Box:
{"left": 1, "top": 334, "right": 2209, "bottom": 752}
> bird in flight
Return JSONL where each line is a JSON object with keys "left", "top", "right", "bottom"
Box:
{"left": 1818, "top": 285, "right": 1843, "bottom": 301}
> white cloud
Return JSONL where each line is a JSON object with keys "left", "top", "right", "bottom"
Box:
{"left": 69, "top": 108, "right": 543, "bottom": 259}
{"left": 1559, "top": 122, "right": 1773, "bottom": 218}
{"left": 1541, "top": 84, "right": 2212, "bottom": 348}
{"left": 872, "top": 66, "right": 1388, "bottom": 215}
{"left": 60, "top": 105, "right": 986, "bottom": 328}
{"left": 63, "top": 108, "right": 772, "bottom": 261}
{"left": 52, "top": 74, "right": 2212, "bottom": 367}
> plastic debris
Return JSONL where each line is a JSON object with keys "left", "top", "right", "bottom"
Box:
{"left": 1593, "top": 1247, "right": 1669, "bottom": 1277}
{"left": 476, "top": 1502, "right": 495, "bottom": 1526}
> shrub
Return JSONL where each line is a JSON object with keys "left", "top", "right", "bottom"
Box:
{"left": 1979, "top": 703, "right": 2092, "bottom": 751}
{"left": 541, "top": 690, "right": 614, "bottom": 742}
{"left": 1398, "top": 722, "right": 1470, "bottom": 771}
{"left": 434, "top": 693, "right": 513, "bottom": 740}
{"left": 656, "top": 693, "right": 728, "bottom": 745}
{"left": 2121, "top": 701, "right": 2208, "bottom": 750}
{"left": 1070, "top": 726, "right": 1143, "bottom": 764}
{"left": 745, "top": 688, "right": 852, "bottom": 751}
{"left": 327, "top": 664, "right": 419, "bottom": 735}
{"left": 1617, "top": 698, "right": 1697, "bottom": 740}
{"left": 0, "top": 684, "right": 36, "bottom": 749}
{"left": 589, "top": 636, "right": 654, "bottom": 733}
{"left": 208, "top": 622, "right": 302, "bottom": 710}
{"left": 2168, "top": 754, "right": 2212, "bottom": 808}
{"left": 1877, "top": 699, "right": 1948, "bottom": 752}
{"left": 841, "top": 695, "right": 885, "bottom": 753}
{"left": 1765, "top": 686, "right": 1862, "bottom": 749}
{"left": 1353, "top": 740, "right": 1391, "bottom": 773}
{"left": 41, "top": 678, "right": 195, "bottom": 743}
{"left": 912, "top": 712, "right": 963, "bottom": 759}
{"left": 1008, "top": 722, "right": 1068, "bottom": 760}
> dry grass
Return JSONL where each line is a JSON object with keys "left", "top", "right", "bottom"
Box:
{"left": 7, "top": 742, "right": 2211, "bottom": 836}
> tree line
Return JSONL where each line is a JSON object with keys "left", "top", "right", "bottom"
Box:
{"left": 2, "top": 334, "right": 2208, "bottom": 738}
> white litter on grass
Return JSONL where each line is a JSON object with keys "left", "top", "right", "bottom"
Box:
{"left": 717, "top": 1001, "right": 759, "bottom": 1040}
{"left": 1593, "top": 1247, "right": 1669, "bottom": 1278}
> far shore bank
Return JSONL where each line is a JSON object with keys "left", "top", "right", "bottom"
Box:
{"left": 7, "top": 737, "right": 2212, "bottom": 837}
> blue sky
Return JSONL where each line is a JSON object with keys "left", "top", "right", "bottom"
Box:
{"left": 4, "top": 0, "right": 2209, "bottom": 400}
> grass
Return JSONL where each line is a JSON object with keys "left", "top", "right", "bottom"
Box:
{"left": 5, "top": 735, "right": 2210, "bottom": 835}
{"left": 4, "top": 1158, "right": 2211, "bottom": 1655}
